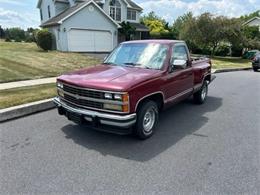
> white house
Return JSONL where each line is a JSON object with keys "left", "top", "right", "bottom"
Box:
{"left": 243, "top": 16, "right": 260, "bottom": 32}
{"left": 37, "top": 0, "right": 149, "bottom": 52}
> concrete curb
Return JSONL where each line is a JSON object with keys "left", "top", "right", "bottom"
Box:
{"left": 0, "top": 99, "right": 55, "bottom": 123}
{"left": 213, "top": 67, "right": 252, "bottom": 73}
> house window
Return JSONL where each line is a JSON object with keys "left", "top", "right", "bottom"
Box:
{"left": 127, "top": 10, "right": 136, "bottom": 20}
{"left": 109, "top": 0, "right": 121, "bottom": 21}
{"left": 40, "top": 9, "right": 43, "bottom": 21}
{"left": 48, "top": 5, "right": 51, "bottom": 18}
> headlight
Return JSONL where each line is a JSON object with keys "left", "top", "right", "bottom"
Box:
{"left": 103, "top": 103, "right": 122, "bottom": 111}
{"left": 104, "top": 93, "right": 113, "bottom": 99}
{"left": 114, "top": 94, "right": 122, "bottom": 100}
{"left": 57, "top": 89, "right": 64, "bottom": 97}
{"left": 57, "top": 82, "right": 63, "bottom": 89}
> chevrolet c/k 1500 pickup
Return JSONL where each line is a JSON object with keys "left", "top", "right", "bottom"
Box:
{"left": 53, "top": 40, "right": 215, "bottom": 139}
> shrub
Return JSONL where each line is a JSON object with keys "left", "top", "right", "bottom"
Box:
{"left": 149, "top": 31, "right": 177, "bottom": 40}
{"left": 231, "top": 46, "right": 243, "bottom": 57}
{"left": 5, "top": 37, "right": 11, "bottom": 42}
{"left": 215, "top": 44, "right": 230, "bottom": 56}
{"left": 36, "top": 29, "right": 53, "bottom": 51}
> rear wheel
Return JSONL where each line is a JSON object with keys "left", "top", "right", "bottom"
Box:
{"left": 134, "top": 101, "right": 159, "bottom": 140}
{"left": 253, "top": 67, "right": 258, "bottom": 72}
{"left": 193, "top": 81, "right": 208, "bottom": 104}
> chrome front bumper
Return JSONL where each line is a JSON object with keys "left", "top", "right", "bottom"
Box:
{"left": 53, "top": 97, "right": 136, "bottom": 128}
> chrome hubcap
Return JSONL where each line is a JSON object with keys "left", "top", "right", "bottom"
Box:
{"left": 143, "top": 108, "right": 155, "bottom": 133}
{"left": 201, "top": 85, "right": 207, "bottom": 100}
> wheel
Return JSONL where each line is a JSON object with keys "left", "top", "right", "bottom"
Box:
{"left": 253, "top": 67, "right": 258, "bottom": 72}
{"left": 133, "top": 101, "right": 159, "bottom": 140}
{"left": 193, "top": 81, "right": 208, "bottom": 104}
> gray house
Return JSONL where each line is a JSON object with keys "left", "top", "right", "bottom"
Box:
{"left": 37, "top": 0, "right": 149, "bottom": 52}
{"left": 243, "top": 16, "right": 260, "bottom": 32}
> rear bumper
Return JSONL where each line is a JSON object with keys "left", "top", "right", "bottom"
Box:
{"left": 53, "top": 97, "right": 136, "bottom": 129}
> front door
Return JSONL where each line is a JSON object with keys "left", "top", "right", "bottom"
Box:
{"left": 162, "top": 43, "right": 193, "bottom": 103}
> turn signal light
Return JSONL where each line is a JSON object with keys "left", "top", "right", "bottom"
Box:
{"left": 122, "top": 104, "right": 129, "bottom": 112}
{"left": 122, "top": 94, "right": 129, "bottom": 102}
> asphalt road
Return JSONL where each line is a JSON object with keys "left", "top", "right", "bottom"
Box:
{"left": 1, "top": 71, "right": 259, "bottom": 194}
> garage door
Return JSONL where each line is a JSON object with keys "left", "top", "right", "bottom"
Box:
{"left": 68, "top": 29, "right": 112, "bottom": 52}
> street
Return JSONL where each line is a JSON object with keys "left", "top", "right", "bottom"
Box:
{"left": 1, "top": 71, "right": 259, "bottom": 194}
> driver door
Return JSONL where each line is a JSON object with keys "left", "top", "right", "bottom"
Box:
{"left": 163, "top": 44, "right": 194, "bottom": 103}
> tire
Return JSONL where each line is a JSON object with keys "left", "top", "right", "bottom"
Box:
{"left": 193, "top": 81, "right": 208, "bottom": 104}
{"left": 253, "top": 67, "right": 258, "bottom": 72}
{"left": 133, "top": 101, "right": 159, "bottom": 140}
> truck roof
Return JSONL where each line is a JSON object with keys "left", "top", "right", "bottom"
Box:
{"left": 122, "top": 39, "right": 185, "bottom": 45}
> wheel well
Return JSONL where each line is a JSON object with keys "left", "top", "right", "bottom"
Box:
{"left": 136, "top": 93, "right": 164, "bottom": 112}
{"left": 204, "top": 74, "right": 211, "bottom": 83}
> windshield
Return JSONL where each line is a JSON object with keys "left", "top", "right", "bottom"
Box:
{"left": 104, "top": 43, "right": 168, "bottom": 70}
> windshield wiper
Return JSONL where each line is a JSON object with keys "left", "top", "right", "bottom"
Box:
{"left": 123, "top": 62, "right": 155, "bottom": 70}
{"left": 103, "top": 62, "right": 117, "bottom": 66}
{"left": 123, "top": 62, "right": 142, "bottom": 66}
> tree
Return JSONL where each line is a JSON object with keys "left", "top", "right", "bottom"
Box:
{"left": 0, "top": 26, "right": 5, "bottom": 39}
{"left": 180, "top": 13, "right": 238, "bottom": 55}
{"left": 172, "top": 12, "right": 193, "bottom": 39}
{"left": 141, "top": 11, "right": 168, "bottom": 34}
{"left": 119, "top": 22, "right": 136, "bottom": 41}
{"left": 7, "top": 27, "right": 26, "bottom": 42}
{"left": 36, "top": 29, "right": 53, "bottom": 51}
{"left": 240, "top": 10, "right": 259, "bottom": 22}
{"left": 25, "top": 27, "right": 39, "bottom": 42}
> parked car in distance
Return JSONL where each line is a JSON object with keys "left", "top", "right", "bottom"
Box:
{"left": 252, "top": 53, "right": 260, "bottom": 71}
{"left": 53, "top": 40, "right": 216, "bottom": 139}
{"left": 243, "top": 50, "right": 260, "bottom": 59}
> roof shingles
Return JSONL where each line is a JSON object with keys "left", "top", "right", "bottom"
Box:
{"left": 40, "top": 2, "right": 89, "bottom": 27}
{"left": 40, "top": 0, "right": 143, "bottom": 28}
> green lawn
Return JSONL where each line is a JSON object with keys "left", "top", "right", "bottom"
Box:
{"left": 192, "top": 54, "right": 251, "bottom": 69}
{"left": 0, "top": 84, "right": 56, "bottom": 109}
{"left": 211, "top": 56, "right": 251, "bottom": 69}
{"left": 0, "top": 40, "right": 102, "bottom": 83}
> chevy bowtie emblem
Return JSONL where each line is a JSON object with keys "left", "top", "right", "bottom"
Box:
{"left": 75, "top": 94, "right": 80, "bottom": 99}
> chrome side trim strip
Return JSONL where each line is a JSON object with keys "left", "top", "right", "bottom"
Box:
{"left": 53, "top": 97, "right": 136, "bottom": 121}
{"left": 165, "top": 88, "right": 193, "bottom": 103}
{"left": 134, "top": 91, "right": 165, "bottom": 112}
{"left": 59, "top": 89, "right": 128, "bottom": 105}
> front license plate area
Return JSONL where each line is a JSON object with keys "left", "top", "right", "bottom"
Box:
{"left": 67, "top": 111, "right": 83, "bottom": 124}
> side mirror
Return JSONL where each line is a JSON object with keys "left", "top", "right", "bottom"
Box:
{"left": 172, "top": 59, "right": 187, "bottom": 70}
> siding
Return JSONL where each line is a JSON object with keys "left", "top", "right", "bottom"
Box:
{"left": 103, "top": 0, "right": 128, "bottom": 22}
{"left": 55, "top": 2, "right": 70, "bottom": 16}
{"left": 55, "top": 2, "right": 118, "bottom": 51}
{"left": 39, "top": 0, "right": 56, "bottom": 23}
{"left": 247, "top": 19, "right": 260, "bottom": 27}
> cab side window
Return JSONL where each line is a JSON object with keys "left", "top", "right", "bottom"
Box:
{"left": 171, "top": 45, "right": 188, "bottom": 68}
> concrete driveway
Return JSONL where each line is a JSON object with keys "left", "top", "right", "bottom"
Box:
{"left": 0, "top": 71, "right": 259, "bottom": 194}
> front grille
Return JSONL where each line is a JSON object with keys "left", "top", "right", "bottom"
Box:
{"left": 63, "top": 84, "right": 103, "bottom": 99}
{"left": 61, "top": 83, "right": 126, "bottom": 113}
{"left": 64, "top": 94, "right": 103, "bottom": 109}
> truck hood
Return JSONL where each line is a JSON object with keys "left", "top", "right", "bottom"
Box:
{"left": 58, "top": 64, "right": 161, "bottom": 91}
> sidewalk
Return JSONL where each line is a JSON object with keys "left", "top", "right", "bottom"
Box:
{"left": 0, "top": 77, "right": 57, "bottom": 90}
{"left": 0, "top": 68, "right": 250, "bottom": 91}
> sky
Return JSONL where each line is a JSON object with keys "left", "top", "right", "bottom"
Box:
{"left": 0, "top": 0, "right": 259, "bottom": 29}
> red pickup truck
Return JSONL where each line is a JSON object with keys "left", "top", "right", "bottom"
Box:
{"left": 53, "top": 40, "right": 215, "bottom": 139}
